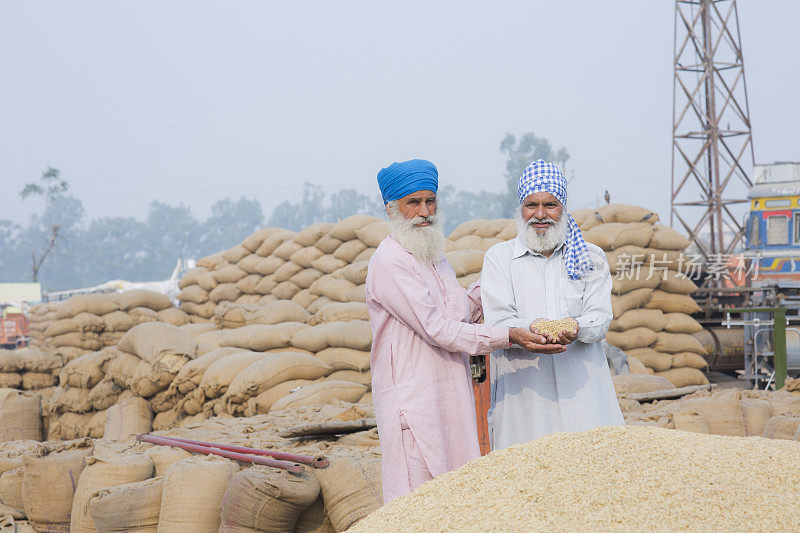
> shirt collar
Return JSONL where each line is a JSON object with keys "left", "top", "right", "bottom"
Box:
{"left": 512, "top": 235, "right": 565, "bottom": 260}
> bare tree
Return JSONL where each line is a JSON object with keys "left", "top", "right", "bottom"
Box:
{"left": 20, "top": 167, "right": 69, "bottom": 282}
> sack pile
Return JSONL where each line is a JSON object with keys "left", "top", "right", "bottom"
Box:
{"left": 0, "top": 347, "right": 61, "bottom": 392}
{"left": 26, "top": 290, "right": 188, "bottom": 363}
{"left": 0, "top": 402, "right": 382, "bottom": 532}
{"left": 178, "top": 216, "right": 388, "bottom": 322}
{"left": 569, "top": 204, "right": 708, "bottom": 387}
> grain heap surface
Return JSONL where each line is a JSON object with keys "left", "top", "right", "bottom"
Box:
{"left": 350, "top": 425, "right": 800, "bottom": 532}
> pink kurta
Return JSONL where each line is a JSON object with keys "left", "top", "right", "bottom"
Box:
{"left": 366, "top": 236, "right": 509, "bottom": 503}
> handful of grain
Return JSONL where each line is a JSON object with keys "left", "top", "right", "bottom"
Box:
{"left": 533, "top": 318, "right": 577, "bottom": 337}
{"left": 350, "top": 425, "right": 800, "bottom": 532}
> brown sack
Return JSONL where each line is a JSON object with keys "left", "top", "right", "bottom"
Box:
{"left": 56, "top": 294, "right": 119, "bottom": 319}
{"left": 144, "top": 447, "right": 192, "bottom": 477}
{"left": 670, "top": 352, "right": 708, "bottom": 370}
{"left": 315, "top": 235, "right": 344, "bottom": 255}
{"left": 761, "top": 415, "right": 800, "bottom": 440}
{"left": 105, "top": 351, "right": 142, "bottom": 388}
{"left": 610, "top": 309, "right": 665, "bottom": 332}
{"left": 101, "top": 311, "right": 136, "bottom": 332}
{"left": 611, "top": 288, "right": 653, "bottom": 318}
{"left": 309, "top": 302, "right": 370, "bottom": 325}
{"left": 294, "top": 223, "right": 335, "bottom": 247}
{"left": 645, "top": 290, "right": 701, "bottom": 314}
{"left": 625, "top": 348, "right": 673, "bottom": 372}
{"left": 333, "top": 240, "right": 368, "bottom": 263}
{"left": 655, "top": 367, "right": 709, "bottom": 388}
{"left": 658, "top": 270, "right": 698, "bottom": 295}
{"left": 244, "top": 379, "right": 313, "bottom": 416}
{"left": 605, "top": 328, "right": 657, "bottom": 351}
{"left": 0, "top": 390, "right": 41, "bottom": 442}
{"left": 270, "top": 381, "right": 368, "bottom": 411}
{"left": 316, "top": 348, "right": 371, "bottom": 372}
{"left": 355, "top": 221, "right": 390, "bottom": 248}
{"left": 172, "top": 347, "right": 244, "bottom": 394}
{"left": 158, "top": 456, "right": 239, "bottom": 533}
{"left": 663, "top": 313, "right": 704, "bottom": 334}
{"left": 652, "top": 332, "right": 707, "bottom": 355}
{"left": 200, "top": 352, "right": 269, "bottom": 399}
{"left": 741, "top": 398, "right": 772, "bottom": 437}
{"left": 118, "top": 322, "right": 198, "bottom": 372}
{"left": 583, "top": 223, "right": 654, "bottom": 251}
{"left": 612, "top": 374, "right": 674, "bottom": 395}
{"left": 273, "top": 240, "right": 303, "bottom": 261}
{"left": 273, "top": 281, "right": 302, "bottom": 300}
{"left": 219, "top": 467, "right": 320, "bottom": 533}
{"left": 256, "top": 230, "right": 296, "bottom": 257}
{"left": 225, "top": 352, "right": 332, "bottom": 404}
{"left": 254, "top": 257, "right": 285, "bottom": 276}
{"left": 221, "top": 245, "right": 250, "bottom": 264}
{"left": 117, "top": 290, "right": 172, "bottom": 311}
{"left": 130, "top": 360, "right": 176, "bottom": 398}
{"left": 157, "top": 307, "right": 190, "bottom": 327}
{"left": 21, "top": 372, "right": 57, "bottom": 390}
{"left": 649, "top": 224, "right": 691, "bottom": 250}
{"left": 605, "top": 245, "right": 649, "bottom": 274}
{"left": 242, "top": 228, "right": 282, "bottom": 252}
{"left": 22, "top": 446, "right": 94, "bottom": 532}
{"left": 328, "top": 215, "right": 379, "bottom": 241}
{"left": 178, "top": 285, "right": 209, "bottom": 304}
{"left": 88, "top": 477, "right": 163, "bottom": 533}
{"left": 0, "top": 466, "right": 25, "bottom": 516}
{"left": 103, "top": 393, "right": 153, "bottom": 442}
{"left": 70, "top": 447, "right": 154, "bottom": 533}
{"left": 314, "top": 456, "right": 382, "bottom": 532}
{"left": 596, "top": 204, "right": 659, "bottom": 224}
{"left": 238, "top": 254, "right": 264, "bottom": 274}
{"left": 611, "top": 273, "right": 660, "bottom": 295}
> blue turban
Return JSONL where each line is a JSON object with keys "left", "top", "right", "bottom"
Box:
{"left": 377, "top": 159, "right": 438, "bottom": 204}
{"left": 517, "top": 159, "right": 594, "bottom": 280}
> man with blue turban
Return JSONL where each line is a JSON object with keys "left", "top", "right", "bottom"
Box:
{"left": 366, "top": 159, "right": 560, "bottom": 502}
{"left": 481, "top": 159, "right": 624, "bottom": 450}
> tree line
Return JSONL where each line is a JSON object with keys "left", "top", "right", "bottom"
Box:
{"left": 0, "top": 133, "right": 569, "bottom": 292}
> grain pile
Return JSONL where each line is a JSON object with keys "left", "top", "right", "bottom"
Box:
{"left": 0, "top": 401, "right": 381, "bottom": 532}
{"left": 351, "top": 425, "right": 800, "bottom": 532}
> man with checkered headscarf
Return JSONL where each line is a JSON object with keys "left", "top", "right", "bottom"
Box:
{"left": 480, "top": 159, "right": 624, "bottom": 450}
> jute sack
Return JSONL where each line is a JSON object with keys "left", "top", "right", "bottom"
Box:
{"left": 289, "top": 247, "right": 324, "bottom": 271}
{"left": 58, "top": 349, "right": 115, "bottom": 389}
{"left": 670, "top": 352, "right": 708, "bottom": 370}
{"left": 312, "top": 255, "right": 348, "bottom": 275}
{"left": 759, "top": 390, "right": 800, "bottom": 416}
{"left": 213, "top": 264, "right": 248, "bottom": 285}
{"left": 295, "top": 496, "right": 335, "bottom": 533}
{"left": 219, "top": 467, "right": 320, "bottom": 533}
{"left": 611, "top": 273, "right": 661, "bottom": 295}
{"left": 316, "top": 348, "right": 370, "bottom": 372}
{"left": 645, "top": 290, "right": 701, "bottom": 314}
{"left": 195, "top": 271, "right": 219, "bottom": 291}
{"left": 47, "top": 412, "right": 93, "bottom": 440}
{"left": 334, "top": 240, "right": 368, "bottom": 263}
{"left": 209, "top": 283, "right": 242, "bottom": 304}
{"left": 669, "top": 410, "right": 709, "bottom": 434}
{"left": 583, "top": 223, "right": 654, "bottom": 251}
{"left": 0, "top": 351, "right": 22, "bottom": 373}
{"left": 50, "top": 386, "right": 93, "bottom": 414}
{"left": 87, "top": 410, "right": 108, "bottom": 439}
{"left": 218, "top": 322, "right": 308, "bottom": 352}
{"left": 445, "top": 235, "right": 484, "bottom": 252}
{"left": 626, "top": 355, "right": 650, "bottom": 374}
{"left": 196, "top": 252, "right": 228, "bottom": 270}
{"left": 144, "top": 446, "right": 192, "bottom": 477}
{"left": 200, "top": 352, "right": 269, "bottom": 399}
{"left": 50, "top": 333, "right": 103, "bottom": 351}
{"left": 340, "top": 261, "right": 369, "bottom": 286}
{"left": 652, "top": 332, "right": 707, "bottom": 355}
{"left": 70, "top": 447, "right": 154, "bottom": 533}
{"left": 130, "top": 360, "right": 176, "bottom": 398}
{"left": 105, "top": 351, "right": 142, "bottom": 388}
{"left": 294, "top": 223, "right": 335, "bottom": 247}
{"left": 314, "top": 456, "right": 382, "bottom": 532}
{"left": 225, "top": 353, "right": 332, "bottom": 404}
{"left": 327, "top": 320, "right": 372, "bottom": 351}
{"left": 612, "top": 374, "right": 674, "bottom": 395}
{"left": 352, "top": 246, "right": 375, "bottom": 263}
{"left": 158, "top": 456, "right": 239, "bottom": 533}
{"left": 605, "top": 245, "right": 649, "bottom": 274}
{"left": 45, "top": 313, "right": 105, "bottom": 337}
{"left": 171, "top": 347, "right": 244, "bottom": 394}
{"left": 272, "top": 281, "right": 302, "bottom": 300}
{"left": 180, "top": 267, "right": 209, "bottom": 288}
{"left": 274, "top": 262, "right": 304, "bottom": 283}
{"left": 596, "top": 204, "right": 659, "bottom": 224}
{"left": 352, "top": 220, "right": 389, "bottom": 248}
{"left": 157, "top": 307, "right": 191, "bottom": 327}
{"left": 56, "top": 294, "right": 119, "bottom": 319}
{"left": 445, "top": 250, "right": 485, "bottom": 277}
{"left": 0, "top": 374, "right": 21, "bottom": 389}
{"left": 244, "top": 379, "right": 313, "bottom": 416}
{"left": 215, "top": 301, "right": 310, "bottom": 329}
{"left": 338, "top": 428, "right": 380, "bottom": 448}
{"left": 741, "top": 398, "right": 772, "bottom": 437}
{"left": 117, "top": 290, "right": 172, "bottom": 311}
{"left": 88, "top": 477, "right": 163, "bottom": 533}
{"left": 649, "top": 224, "right": 691, "bottom": 250}
{"left": 658, "top": 270, "right": 698, "bottom": 295}
{"left": 655, "top": 367, "right": 709, "bottom": 388}
{"left": 328, "top": 215, "right": 379, "bottom": 242}
{"left": 152, "top": 408, "right": 183, "bottom": 431}
{"left": 663, "top": 389, "right": 742, "bottom": 435}
{"left": 150, "top": 388, "right": 178, "bottom": 413}
{"left": 605, "top": 328, "right": 657, "bottom": 351}
{"left": 663, "top": 313, "right": 703, "bottom": 334}
{"left": 128, "top": 306, "right": 159, "bottom": 325}
{"left": 761, "top": 415, "right": 800, "bottom": 440}
{"left": 312, "top": 277, "right": 357, "bottom": 302}
{"left": 610, "top": 309, "right": 665, "bottom": 332}
{"left": 179, "top": 301, "right": 216, "bottom": 319}
{"left": 0, "top": 466, "right": 24, "bottom": 515}
{"left": 243, "top": 228, "right": 282, "bottom": 252}
{"left": 625, "top": 348, "right": 672, "bottom": 372}
{"left": 118, "top": 322, "right": 198, "bottom": 372}
{"left": 344, "top": 284, "right": 366, "bottom": 303}
{"left": 448, "top": 219, "right": 488, "bottom": 241}
{"left": 270, "top": 381, "right": 368, "bottom": 411}
{"left": 21, "top": 372, "right": 56, "bottom": 390}
{"left": 178, "top": 323, "right": 217, "bottom": 338}
{"left": 178, "top": 388, "right": 206, "bottom": 416}
{"left": 610, "top": 288, "right": 653, "bottom": 319}
{"left": 315, "top": 235, "right": 343, "bottom": 255}
{"left": 273, "top": 240, "right": 303, "bottom": 262}
{"left": 238, "top": 254, "right": 264, "bottom": 274}
{"left": 307, "top": 297, "right": 333, "bottom": 315}
{"left": 290, "top": 269, "right": 324, "bottom": 290}
{"left": 472, "top": 218, "right": 509, "bottom": 239}
{"left": 103, "top": 393, "right": 153, "bottom": 441}
{"left": 255, "top": 230, "right": 295, "bottom": 257}
{"left": 222, "top": 245, "right": 251, "bottom": 264}
{"left": 22, "top": 446, "right": 94, "bottom": 532}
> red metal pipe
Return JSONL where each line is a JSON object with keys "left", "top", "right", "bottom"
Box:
{"left": 161, "top": 435, "right": 330, "bottom": 468}
{"left": 137, "top": 434, "right": 305, "bottom": 475}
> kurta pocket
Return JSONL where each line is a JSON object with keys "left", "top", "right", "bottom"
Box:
{"left": 563, "top": 279, "right": 585, "bottom": 317}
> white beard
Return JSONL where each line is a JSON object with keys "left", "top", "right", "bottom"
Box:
{"left": 387, "top": 202, "right": 446, "bottom": 263}
{"left": 515, "top": 206, "right": 569, "bottom": 254}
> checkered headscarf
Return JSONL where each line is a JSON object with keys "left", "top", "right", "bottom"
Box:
{"left": 517, "top": 159, "right": 594, "bottom": 280}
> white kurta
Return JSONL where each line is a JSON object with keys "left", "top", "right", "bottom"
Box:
{"left": 481, "top": 236, "right": 624, "bottom": 450}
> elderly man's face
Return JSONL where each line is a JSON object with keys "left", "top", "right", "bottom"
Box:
{"left": 521, "top": 192, "right": 564, "bottom": 235}
{"left": 389, "top": 190, "right": 437, "bottom": 225}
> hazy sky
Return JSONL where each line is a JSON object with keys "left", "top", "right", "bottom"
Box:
{"left": 1, "top": 1, "right": 798, "bottom": 225}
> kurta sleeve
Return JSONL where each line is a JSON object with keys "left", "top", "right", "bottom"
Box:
{"left": 480, "top": 247, "right": 532, "bottom": 330}
{"left": 465, "top": 280, "right": 484, "bottom": 324}
{"left": 369, "top": 253, "right": 509, "bottom": 355}
{"left": 575, "top": 249, "right": 613, "bottom": 344}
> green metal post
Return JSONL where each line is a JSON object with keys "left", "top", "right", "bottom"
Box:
{"left": 773, "top": 307, "right": 787, "bottom": 390}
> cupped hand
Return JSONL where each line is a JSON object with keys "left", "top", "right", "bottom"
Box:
{"left": 510, "top": 327, "right": 567, "bottom": 354}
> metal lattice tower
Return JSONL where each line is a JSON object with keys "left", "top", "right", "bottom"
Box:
{"left": 671, "top": 0, "right": 755, "bottom": 259}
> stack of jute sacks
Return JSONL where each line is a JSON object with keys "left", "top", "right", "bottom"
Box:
{"left": 0, "top": 402, "right": 382, "bottom": 532}
{"left": 0, "top": 347, "right": 61, "bottom": 392}
{"left": 570, "top": 204, "right": 707, "bottom": 387}
{"left": 27, "top": 290, "right": 189, "bottom": 361}
{"left": 615, "top": 375, "right": 800, "bottom": 441}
